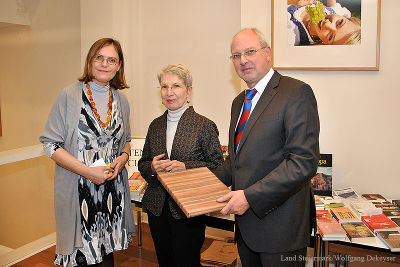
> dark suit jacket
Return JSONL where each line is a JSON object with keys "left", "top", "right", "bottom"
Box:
{"left": 138, "top": 106, "right": 224, "bottom": 219}
{"left": 215, "top": 71, "right": 319, "bottom": 253}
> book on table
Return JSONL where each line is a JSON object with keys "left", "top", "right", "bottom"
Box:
{"left": 361, "top": 214, "right": 400, "bottom": 233}
{"left": 361, "top": 194, "right": 388, "bottom": 202}
{"left": 333, "top": 187, "right": 360, "bottom": 199}
{"left": 348, "top": 199, "right": 382, "bottom": 218}
{"left": 330, "top": 206, "right": 360, "bottom": 224}
{"left": 375, "top": 230, "right": 400, "bottom": 252}
{"left": 157, "top": 167, "right": 230, "bottom": 218}
{"left": 317, "top": 218, "right": 347, "bottom": 241}
{"left": 128, "top": 171, "right": 147, "bottom": 202}
{"left": 341, "top": 222, "right": 375, "bottom": 242}
{"left": 391, "top": 217, "right": 400, "bottom": 228}
{"left": 316, "top": 210, "right": 333, "bottom": 220}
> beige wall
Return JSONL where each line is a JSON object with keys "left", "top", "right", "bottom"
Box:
{"left": 0, "top": 0, "right": 81, "bottom": 249}
{"left": 80, "top": 0, "right": 242, "bottom": 143}
{"left": 82, "top": 0, "right": 400, "bottom": 200}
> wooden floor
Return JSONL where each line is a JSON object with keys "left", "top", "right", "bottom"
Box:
{"left": 10, "top": 223, "right": 214, "bottom": 267}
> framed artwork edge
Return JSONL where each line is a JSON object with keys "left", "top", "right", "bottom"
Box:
{"left": 271, "top": 0, "right": 381, "bottom": 71}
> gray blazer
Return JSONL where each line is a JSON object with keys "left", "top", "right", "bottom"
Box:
{"left": 39, "top": 82, "right": 135, "bottom": 255}
{"left": 138, "top": 106, "right": 224, "bottom": 219}
{"left": 215, "top": 71, "right": 319, "bottom": 253}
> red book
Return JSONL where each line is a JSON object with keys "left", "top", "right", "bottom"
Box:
{"left": 317, "top": 219, "right": 347, "bottom": 241}
{"left": 316, "top": 210, "right": 333, "bottom": 221}
{"left": 361, "top": 214, "right": 400, "bottom": 233}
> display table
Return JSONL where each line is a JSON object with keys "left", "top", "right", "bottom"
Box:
{"left": 315, "top": 234, "right": 400, "bottom": 267}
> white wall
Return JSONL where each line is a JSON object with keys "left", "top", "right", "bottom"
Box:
{"left": 80, "top": 0, "right": 400, "bottom": 201}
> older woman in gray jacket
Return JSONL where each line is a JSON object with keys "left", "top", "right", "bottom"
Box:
{"left": 138, "top": 64, "right": 224, "bottom": 267}
{"left": 40, "top": 38, "right": 134, "bottom": 267}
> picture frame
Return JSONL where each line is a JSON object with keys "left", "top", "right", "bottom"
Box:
{"left": 271, "top": 0, "right": 381, "bottom": 70}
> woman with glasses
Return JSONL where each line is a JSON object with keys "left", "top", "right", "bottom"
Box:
{"left": 138, "top": 64, "right": 224, "bottom": 267}
{"left": 40, "top": 38, "right": 135, "bottom": 267}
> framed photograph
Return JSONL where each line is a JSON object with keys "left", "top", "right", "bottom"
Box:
{"left": 271, "top": 0, "right": 381, "bottom": 70}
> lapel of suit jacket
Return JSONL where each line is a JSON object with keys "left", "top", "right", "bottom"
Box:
{"left": 235, "top": 71, "right": 281, "bottom": 156}
{"left": 229, "top": 91, "right": 245, "bottom": 160}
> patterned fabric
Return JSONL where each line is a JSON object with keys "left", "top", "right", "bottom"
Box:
{"left": 234, "top": 88, "right": 257, "bottom": 153}
{"left": 54, "top": 90, "right": 130, "bottom": 267}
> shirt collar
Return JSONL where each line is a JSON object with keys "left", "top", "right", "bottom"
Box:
{"left": 251, "top": 68, "right": 274, "bottom": 95}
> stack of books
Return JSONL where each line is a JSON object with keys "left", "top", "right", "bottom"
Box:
{"left": 128, "top": 172, "right": 147, "bottom": 202}
{"left": 316, "top": 210, "right": 347, "bottom": 241}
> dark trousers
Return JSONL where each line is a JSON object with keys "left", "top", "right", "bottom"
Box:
{"left": 147, "top": 200, "right": 206, "bottom": 267}
{"left": 236, "top": 227, "right": 307, "bottom": 267}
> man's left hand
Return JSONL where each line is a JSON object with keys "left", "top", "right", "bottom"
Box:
{"left": 217, "top": 190, "right": 250, "bottom": 215}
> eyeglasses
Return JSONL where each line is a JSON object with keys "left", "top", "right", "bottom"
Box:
{"left": 160, "top": 83, "right": 185, "bottom": 91}
{"left": 93, "top": 54, "right": 119, "bottom": 65}
{"left": 230, "top": 46, "right": 266, "bottom": 62}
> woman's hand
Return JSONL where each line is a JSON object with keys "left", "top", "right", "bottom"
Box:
{"left": 164, "top": 160, "right": 186, "bottom": 172}
{"left": 108, "top": 152, "right": 129, "bottom": 180}
{"left": 86, "top": 166, "right": 114, "bottom": 185}
{"left": 151, "top": 154, "right": 171, "bottom": 173}
{"left": 288, "top": 0, "right": 315, "bottom": 6}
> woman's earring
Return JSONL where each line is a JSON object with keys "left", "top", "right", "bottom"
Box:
{"left": 187, "top": 97, "right": 190, "bottom": 103}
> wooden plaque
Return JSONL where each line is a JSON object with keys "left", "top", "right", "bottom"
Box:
{"left": 157, "top": 167, "right": 230, "bottom": 218}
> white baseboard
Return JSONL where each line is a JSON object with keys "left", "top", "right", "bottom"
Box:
{"left": 0, "top": 232, "right": 56, "bottom": 267}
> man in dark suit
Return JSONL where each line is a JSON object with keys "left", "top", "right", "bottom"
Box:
{"left": 215, "top": 28, "right": 320, "bottom": 266}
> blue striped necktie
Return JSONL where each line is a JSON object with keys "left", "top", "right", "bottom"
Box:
{"left": 234, "top": 88, "right": 257, "bottom": 153}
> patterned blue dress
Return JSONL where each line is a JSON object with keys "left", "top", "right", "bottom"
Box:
{"left": 46, "top": 85, "right": 131, "bottom": 266}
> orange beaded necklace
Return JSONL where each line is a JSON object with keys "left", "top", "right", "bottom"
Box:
{"left": 86, "top": 83, "right": 112, "bottom": 127}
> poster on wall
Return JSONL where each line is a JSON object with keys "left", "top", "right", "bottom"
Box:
{"left": 272, "top": 0, "right": 381, "bottom": 70}
{"left": 311, "top": 153, "right": 332, "bottom": 196}
{"left": 126, "top": 137, "right": 145, "bottom": 178}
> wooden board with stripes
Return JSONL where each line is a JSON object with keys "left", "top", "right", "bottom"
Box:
{"left": 157, "top": 167, "right": 230, "bottom": 218}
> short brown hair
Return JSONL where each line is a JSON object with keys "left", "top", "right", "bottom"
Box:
{"left": 78, "top": 38, "right": 129, "bottom": 89}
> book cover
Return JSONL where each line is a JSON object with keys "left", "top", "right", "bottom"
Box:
{"left": 314, "top": 195, "right": 324, "bottom": 210}
{"left": 392, "top": 200, "right": 400, "bottom": 207}
{"left": 341, "top": 222, "right": 375, "bottom": 242}
{"left": 361, "top": 214, "right": 400, "bottom": 233}
{"left": 383, "top": 209, "right": 400, "bottom": 217}
{"left": 311, "top": 154, "right": 332, "bottom": 196}
{"left": 316, "top": 210, "right": 333, "bottom": 221}
{"left": 157, "top": 167, "right": 230, "bottom": 218}
{"left": 330, "top": 207, "right": 360, "bottom": 224}
{"left": 349, "top": 199, "right": 382, "bottom": 218}
{"left": 317, "top": 219, "right": 347, "bottom": 241}
{"left": 128, "top": 171, "right": 147, "bottom": 202}
{"left": 391, "top": 217, "right": 400, "bottom": 228}
{"left": 362, "top": 194, "right": 387, "bottom": 202}
{"left": 333, "top": 187, "right": 360, "bottom": 199}
{"left": 376, "top": 230, "right": 400, "bottom": 252}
